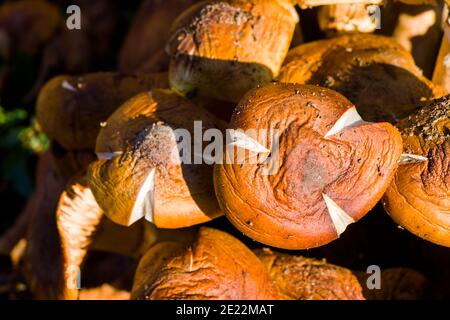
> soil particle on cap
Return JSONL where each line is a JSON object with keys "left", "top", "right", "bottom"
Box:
{"left": 399, "top": 96, "right": 450, "bottom": 144}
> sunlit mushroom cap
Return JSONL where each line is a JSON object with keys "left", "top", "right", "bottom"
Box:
{"left": 167, "top": 0, "right": 299, "bottom": 102}
{"left": 255, "top": 248, "right": 365, "bottom": 300}
{"left": 36, "top": 72, "right": 168, "bottom": 151}
{"left": 278, "top": 34, "right": 443, "bottom": 123}
{"left": 383, "top": 95, "right": 450, "bottom": 247}
{"left": 88, "top": 89, "right": 223, "bottom": 228}
{"left": 214, "top": 83, "right": 403, "bottom": 249}
{"left": 131, "top": 227, "right": 279, "bottom": 300}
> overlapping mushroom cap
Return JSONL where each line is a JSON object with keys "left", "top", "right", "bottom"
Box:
{"left": 278, "top": 34, "right": 442, "bottom": 123}
{"left": 36, "top": 72, "right": 168, "bottom": 151}
{"left": 214, "top": 83, "right": 403, "bottom": 249}
{"left": 255, "top": 248, "right": 365, "bottom": 300}
{"left": 87, "top": 89, "right": 223, "bottom": 229}
{"left": 167, "top": 0, "right": 299, "bottom": 102}
{"left": 131, "top": 227, "right": 279, "bottom": 300}
{"left": 383, "top": 96, "right": 450, "bottom": 247}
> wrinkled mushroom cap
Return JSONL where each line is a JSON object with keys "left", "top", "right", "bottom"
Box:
{"left": 383, "top": 96, "right": 450, "bottom": 247}
{"left": 278, "top": 34, "right": 443, "bottom": 123}
{"left": 214, "top": 83, "right": 403, "bottom": 249}
{"left": 131, "top": 227, "right": 279, "bottom": 300}
{"left": 167, "top": 0, "right": 298, "bottom": 102}
{"left": 36, "top": 72, "right": 169, "bottom": 151}
{"left": 255, "top": 248, "right": 365, "bottom": 300}
{"left": 88, "top": 89, "right": 223, "bottom": 228}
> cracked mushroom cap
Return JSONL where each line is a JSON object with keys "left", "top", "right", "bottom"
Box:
{"left": 277, "top": 34, "right": 442, "bottom": 123}
{"left": 214, "top": 83, "right": 403, "bottom": 249}
{"left": 131, "top": 227, "right": 279, "bottom": 300}
{"left": 36, "top": 72, "right": 169, "bottom": 151}
{"left": 383, "top": 96, "right": 450, "bottom": 247}
{"left": 87, "top": 89, "right": 223, "bottom": 228}
{"left": 167, "top": 0, "right": 298, "bottom": 103}
{"left": 255, "top": 248, "right": 365, "bottom": 300}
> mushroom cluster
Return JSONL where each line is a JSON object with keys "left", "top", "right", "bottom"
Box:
{"left": 0, "top": 0, "right": 449, "bottom": 300}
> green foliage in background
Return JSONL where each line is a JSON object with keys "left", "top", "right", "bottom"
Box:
{"left": 0, "top": 105, "right": 49, "bottom": 197}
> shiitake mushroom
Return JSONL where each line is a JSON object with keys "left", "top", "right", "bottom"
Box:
{"left": 36, "top": 72, "right": 169, "bottom": 151}
{"left": 383, "top": 95, "right": 450, "bottom": 247}
{"left": 255, "top": 248, "right": 365, "bottom": 300}
{"left": 278, "top": 34, "right": 443, "bottom": 123}
{"left": 167, "top": 0, "right": 299, "bottom": 103}
{"left": 214, "top": 83, "right": 403, "bottom": 249}
{"left": 131, "top": 227, "right": 279, "bottom": 300}
{"left": 87, "top": 89, "right": 223, "bottom": 228}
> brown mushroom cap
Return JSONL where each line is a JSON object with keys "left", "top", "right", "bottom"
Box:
{"left": 383, "top": 96, "right": 450, "bottom": 247}
{"left": 214, "top": 83, "right": 403, "bottom": 249}
{"left": 278, "top": 34, "right": 442, "bottom": 123}
{"left": 255, "top": 248, "right": 365, "bottom": 300}
{"left": 36, "top": 72, "right": 169, "bottom": 151}
{"left": 131, "top": 227, "right": 279, "bottom": 300}
{"left": 167, "top": 0, "right": 298, "bottom": 103}
{"left": 56, "top": 172, "right": 201, "bottom": 299}
{"left": 87, "top": 89, "right": 223, "bottom": 228}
